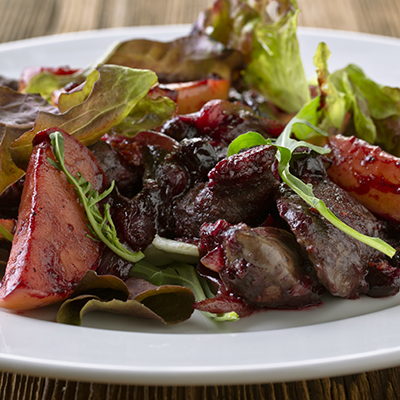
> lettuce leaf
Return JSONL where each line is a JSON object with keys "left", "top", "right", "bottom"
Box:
{"left": 191, "top": 0, "right": 258, "bottom": 57}
{"left": 10, "top": 65, "right": 158, "bottom": 171}
{"left": 142, "top": 235, "right": 199, "bottom": 266}
{"left": 290, "top": 42, "right": 347, "bottom": 140}
{"left": 96, "top": 34, "right": 244, "bottom": 83}
{"left": 21, "top": 69, "right": 84, "bottom": 103}
{"left": 245, "top": 0, "right": 310, "bottom": 113}
{"left": 130, "top": 260, "right": 240, "bottom": 322}
{"left": 297, "top": 42, "right": 400, "bottom": 155}
{"left": 57, "top": 271, "right": 195, "bottom": 325}
{"left": 113, "top": 95, "right": 177, "bottom": 137}
{"left": 331, "top": 64, "right": 400, "bottom": 153}
{"left": 192, "top": 0, "right": 310, "bottom": 113}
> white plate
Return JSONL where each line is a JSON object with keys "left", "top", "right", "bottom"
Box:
{"left": 1, "top": 25, "right": 400, "bottom": 386}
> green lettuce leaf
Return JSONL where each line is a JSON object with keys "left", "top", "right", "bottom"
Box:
{"left": 312, "top": 43, "right": 347, "bottom": 133}
{"left": 10, "top": 65, "right": 158, "bottom": 171}
{"left": 193, "top": 0, "right": 310, "bottom": 113}
{"left": 297, "top": 42, "right": 400, "bottom": 155}
{"left": 330, "top": 66, "right": 377, "bottom": 144}
{"left": 331, "top": 63, "right": 400, "bottom": 152}
{"left": 113, "top": 95, "right": 177, "bottom": 137}
{"left": 21, "top": 70, "right": 84, "bottom": 103}
{"left": 192, "top": 0, "right": 258, "bottom": 57}
{"left": 245, "top": 0, "right": 310, "bottom": 113}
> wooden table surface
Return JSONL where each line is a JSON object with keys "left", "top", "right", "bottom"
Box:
{"left": 1, "top": 0, "right": 400, "bottom": 399}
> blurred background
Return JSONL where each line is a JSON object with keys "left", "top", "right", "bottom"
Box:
{"left": 0, "top": 0, "right": 399, "bottom": 44}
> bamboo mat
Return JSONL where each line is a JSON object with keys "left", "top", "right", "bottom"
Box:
{"left": 1, "top": 0, "right": 400, "bottom": 399}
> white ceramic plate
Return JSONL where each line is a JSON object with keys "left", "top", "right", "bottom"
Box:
{"left": 1, "top": 25, "right": 400, "bottom": 386}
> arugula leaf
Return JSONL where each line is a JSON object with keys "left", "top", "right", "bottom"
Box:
{"left": 130, "top": 260, "right": 240, "bottom": 322}
{"left": 49, "top": 131, "right": 144, "bottom": 263}
{"left": 227, "top": 119, "right": 396, "bottom": 258}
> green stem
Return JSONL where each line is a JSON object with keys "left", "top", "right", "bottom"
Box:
{"left": 49, "top": 131, "right": 144, "bottom": 263}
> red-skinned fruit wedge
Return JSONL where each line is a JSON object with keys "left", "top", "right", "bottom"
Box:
{"left": 149, "top": 78, "right": 230, "bottom": 114}
{"left": 0, "top": 128, "right": 108, "bottom": 311}
{"left": 327, "top": 134, "right": 400, "bottom": 222}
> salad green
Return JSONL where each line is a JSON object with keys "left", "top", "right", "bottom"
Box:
{"left": 130, "top": 260, "right": 239, "bottom": 322}
{"left": 193, "top": 0, "right": 310, "bottom": 113}
{"left": 296, "top": 42, "right": 400, "bottom": 155}
{"left": 10, "top": 65, "right": 165, "bottom": 171}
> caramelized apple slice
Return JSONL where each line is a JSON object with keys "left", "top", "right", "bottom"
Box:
{"left": 149, "top": 78, "right": 230, "bottom": 114}
{"left": 0, "top": 128, "right": 108, "bottom": 311}
{"left": 327, "top": 135, "right": 400, "bottom": 222}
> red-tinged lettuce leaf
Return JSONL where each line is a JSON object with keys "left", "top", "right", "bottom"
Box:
{"left": 97, "top": 34, "right": 244, "bottom": 83}
{"left": 113, "top": 95, "right": 177, "bottom": 137}
{"left": 124, "top": 277, "right": 195, "bottom": 323}
{"left": 191, "top": 0, "right": 258, "bottom": 59}
{"left": 0, "top": 76, "right": 18, "bottom": 91}
{"left": 0, "top": 87, "right": 58, "bottom": 195}
{"left": 57, "top": 270, "right": 195, "bottom": 325}
{"left": 191, "top": 0, "right": 310, "bottom": 114}
{"left": 130, "top": 260, "right": 240, "bottom": 322}
{"left": 10, "top": 65, "right": 158, "bottom": 170}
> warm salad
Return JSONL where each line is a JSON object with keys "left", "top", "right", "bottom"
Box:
{"left": 1, "top": 0, "right": 400, "bottom": 326}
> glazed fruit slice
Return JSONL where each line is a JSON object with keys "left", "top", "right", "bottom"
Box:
{"left": 327, "top": 134, "right": 400, "bottom": 222}
{"left": 0, "top": 128, "right": 107, "bottom": 311}
{"left": 149, "top": 77, "right": 230, "bottom": 114}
